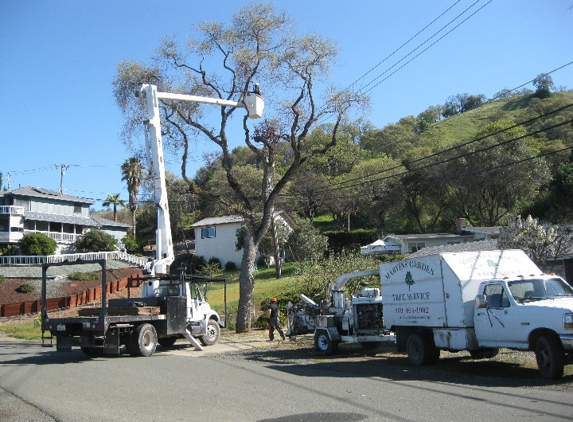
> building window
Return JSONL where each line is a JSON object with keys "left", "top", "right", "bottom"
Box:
{"left": 201, "top": 227, "right": 216, "bottom": 239}
{"left": 74, "top": 204, "right": 82, "bottom": 214}
{"left": 408, "top": 242, "right": 425, "bottom": 253}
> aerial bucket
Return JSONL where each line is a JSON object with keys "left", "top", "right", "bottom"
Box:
{"left": 244, "top": 93, "right": 264, "bottom": 119}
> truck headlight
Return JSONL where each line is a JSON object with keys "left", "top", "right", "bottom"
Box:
{"left": 564, "top": 313, "right": 573, "bottom": 329}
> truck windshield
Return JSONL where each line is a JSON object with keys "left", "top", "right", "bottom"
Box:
{"left": 508, "top": 277, "right": 573, "bottom": 303}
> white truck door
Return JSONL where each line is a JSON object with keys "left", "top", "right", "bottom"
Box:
{"left": 474, "top": 283, "right": 528, "bottom": 348}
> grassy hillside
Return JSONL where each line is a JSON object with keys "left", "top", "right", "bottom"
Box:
{"left": 419, "top": 92, "right": 573, "bottom": 149}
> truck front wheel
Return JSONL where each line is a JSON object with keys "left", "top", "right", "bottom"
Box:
{"left": 535, "top": 335, "right": 564, "bottom": 379}
{"left": 131, "top": 324, "right": 158, "bottom": 357}
{"left": 406, "top": 333, "right": 438, "bottom": 365}
{"left": 200, "top": 319, "right": 220, "bottom": 346}
{"left": 315, "top": 330, "right": 338, "bottom": 355}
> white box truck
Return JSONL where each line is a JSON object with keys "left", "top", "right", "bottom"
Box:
{"left": 380, "top": 250, "right": 573, "bottom": 379}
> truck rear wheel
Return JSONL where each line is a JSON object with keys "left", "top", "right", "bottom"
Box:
{"left": 131, "top": 324, "right": 158, "bottom": 357}
{"left": 315, "top": 330, "right": 338, "bottom": 355}
{"left": 535, "top": 335, "right": 564, "bottom": 379}
{"left": 200, "top": 319, "right": 220, "bottom": 346}
{"left": 406, "top": 333, "right": 438, "bottom": 365}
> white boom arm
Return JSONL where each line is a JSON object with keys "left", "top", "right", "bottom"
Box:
{"left": 137, "top": 84, "right": 264, "bottom": 276}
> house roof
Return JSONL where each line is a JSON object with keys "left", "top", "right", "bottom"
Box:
{"left": 92, "top": 216, "right": 131, "bottom": 228}
{"left": 2, "top": 186, "right": 93, "bottom": 205}
{"left": 408, "top": 239, "right": 499, "bottom": 258}
{"left": 191, "top": 215, "right": 244, "bottom": 228}
{"left": 191, "top": 211, "right": 296, "bottom": 229}
{"left": 24, "top": 211, "right": 99, "bottom": 227}
{"left": 22, "top": 212, "right": 130, "bottom": 230}
{"left": 386, "top": 233, "right": 474, "bottom": 241}
{"left": 463, "top": 226, "right": 501, "bottom": 236}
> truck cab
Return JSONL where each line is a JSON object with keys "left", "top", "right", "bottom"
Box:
{"left": 474, "top": 275, "right": 573, "bottom": 378}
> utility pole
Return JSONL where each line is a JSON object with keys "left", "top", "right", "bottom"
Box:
{"left": 56, "top": 164, "right": 70, "bottom": 193}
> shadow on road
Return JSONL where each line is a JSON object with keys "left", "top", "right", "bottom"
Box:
{"left": 240, "top": 342, "right": 573, "bottom": 390}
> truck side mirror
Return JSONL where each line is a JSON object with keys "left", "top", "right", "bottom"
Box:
{"left": 475, "top": 294, "right": 487, "bottom": 309}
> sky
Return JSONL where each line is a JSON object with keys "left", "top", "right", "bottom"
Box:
{"left": 1, "top": 0, "right": 572, "bottom": 210}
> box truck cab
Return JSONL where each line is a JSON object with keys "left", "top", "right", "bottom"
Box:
{"left": 380, "top": 250, "right": 573, "bottom": 379}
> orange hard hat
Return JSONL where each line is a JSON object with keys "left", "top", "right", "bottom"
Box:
{"left": 271, "top": 297, "right": 277, "bottom": 302}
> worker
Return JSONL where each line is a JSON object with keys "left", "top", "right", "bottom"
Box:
{"left": 267, "top": 297, "right": 286, "bottom": 341}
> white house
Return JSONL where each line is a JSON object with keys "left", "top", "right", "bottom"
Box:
{"left": 0, "top": 187, "right": 129, "bottom": 254}
{"left": 191, "top": 215, "right": 245, "bottom": 267}
{"left": 191, "top": 211, "right": 295, "bottom": 268}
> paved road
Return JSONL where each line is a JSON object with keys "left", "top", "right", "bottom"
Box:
{"left": 1, "top": 335, "right": 572, "bottom": 421}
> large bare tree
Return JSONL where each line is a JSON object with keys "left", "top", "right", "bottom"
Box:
{"left": 112, "top": 2, "right": 366, "bottom": 332}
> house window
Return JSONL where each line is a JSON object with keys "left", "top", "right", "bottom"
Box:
{"left": 74, "top": 204, "right": 82, "bottom": 214}
{"left": 201, "top": 227, "right": 216, "bottom": 239}
{"left": 408, "top": 242, "right": 425, "bottom": 253}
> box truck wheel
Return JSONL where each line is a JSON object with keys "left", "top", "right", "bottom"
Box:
{"left": 535, "top": 335, "right": 564, "bottom": 379}
{"left": 131, "top": 324, "right": 158, "bottom": 357}
{"left": 200, "top": 319, "right": 221, "bottom": 346}
{"left": 406, "top": 333, "right": 437, "bottom": 365}
{"left": 315, "top": 329, "right": 338, "bottom": 355}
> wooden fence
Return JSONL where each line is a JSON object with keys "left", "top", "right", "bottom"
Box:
{"left": 0, "top": 273, "right": 141, "bottom": 317}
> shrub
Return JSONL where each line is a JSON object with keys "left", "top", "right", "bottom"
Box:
{"left": 224, "top": 261, "right": 237, "bottom": 271}
{"left": 256, "top": 255, "right": 267, "bottom": 268}
{"left": 68, "top": 272, "right": 99, "bottom": 281}
{"left": 20, "top": 233, "right": 57, "bottom": 255}
{"left": 207, "top": 257, "right": 221, "bottom": 269}
{"left": 121, "top": 236, "right": 143, "bottom": 254}
{"left": 75, "top": 229, "right": 117, "bottom": 252}
{"left": 0, "top": 244, "right": 18, "bottom": 256}
{"left": 202, "top": 260, "right": 223, "bottom": 277}
{"left": 190, "top": 255, "right": 207, "bottom": 272}
{"left": 0, "top": 275, "right": 4, "bottom": 284}
{"left": 17, "top": 283, "right": 35, "bottom": 293}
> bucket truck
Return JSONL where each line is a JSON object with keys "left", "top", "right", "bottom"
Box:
{"left": 41, "top": 84, "right": 263, "bottom": 357}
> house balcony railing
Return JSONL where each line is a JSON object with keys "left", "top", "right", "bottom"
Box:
{"left": 23, "top": 229, "right": 79, "bottom": 243}
{"left": 0, "top": 206, "right": 25, "bottom": 215}
{"left": 0, "top": 230, "right": 78, "bottom": 244}
{"left": 0, "top": 251, "right": 149, "bottom": 268}
{"left": 0, "top": 231, "right": 23, "bottom": 243}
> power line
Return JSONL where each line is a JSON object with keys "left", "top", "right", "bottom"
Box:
{"left": 347, "top": 0, "right": 464, "bottom": 91}
{"left": 311, "top": 102, "right": 573, "bottom": 194}
{"left": 359, "top": 0, "right": 493, "bottom": 95}
{"left": 288, "top": 143, "right": 573, "bottom": 204}
{"left": 279, "top": 114, "right": 573, "bottom": 201}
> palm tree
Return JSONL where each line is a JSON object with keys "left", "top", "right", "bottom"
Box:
{"left": 121, "top": 157, "right": 144, "bottom": 239}
{"left": 102, "top": 194, "right": 126, "bottom": 222}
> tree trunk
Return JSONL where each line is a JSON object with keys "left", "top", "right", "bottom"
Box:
{"left": 131, "top": 209, "right": 137, "bottom": 239}
{"left": 235, "top": 233, "right": 258, "bottom": 333}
